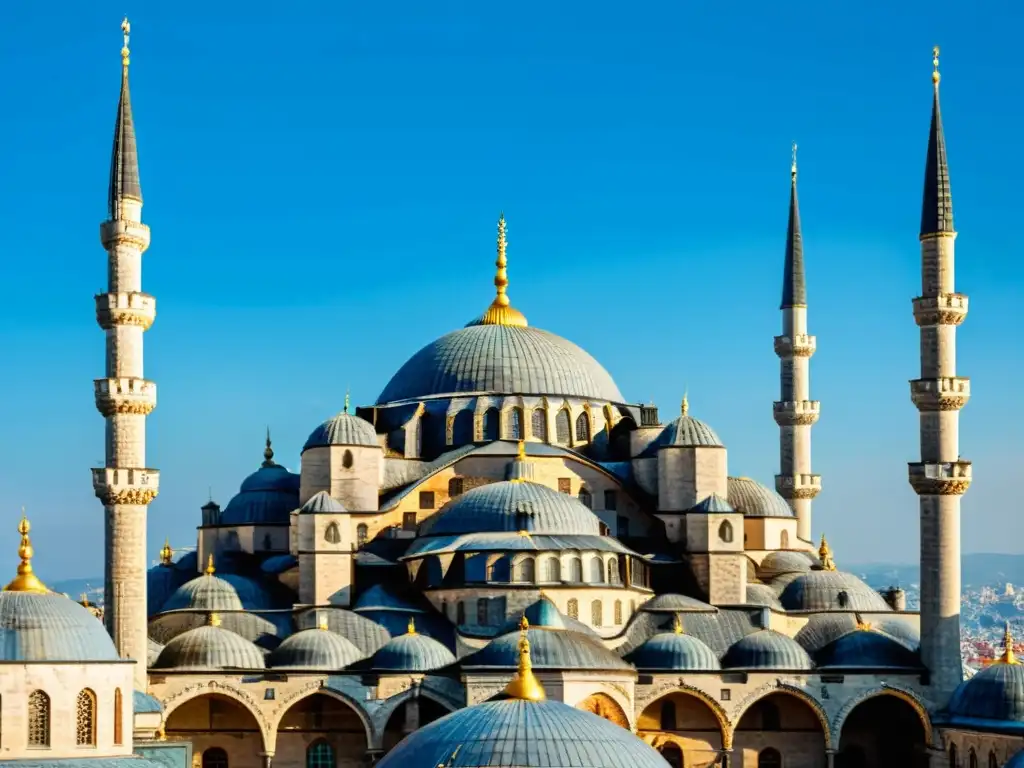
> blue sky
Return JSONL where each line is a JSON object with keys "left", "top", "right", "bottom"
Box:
{"left": 0, "top": 0, "right": 1020, "bottom": 580}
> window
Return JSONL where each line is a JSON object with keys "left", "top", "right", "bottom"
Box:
{"left": 567, "top": 598, "right": 579, "bottom": 619}
{"left": 513, "top": 557, "right": 536, "bottom": 583}
{"left": 758, "top": 748, "right": 782, "bottom": 768}
{"left": 614, "top": 600, "right": 623, "bottom": 625}
{"left": 114, "top": 688, "right": 123, "bottom": 745}
{"left": 419, "top": 491, "right": 435, "bottom": 510}
{"left": 555, "top": 410, "right": 571, "bottom": 444}
{"left": 544, "top": 557, "right": 561, "bottom": 582}
{"left": 949, "top": 744, "right": 958, "bottom": 768}
{"left": 509, "top": 408, "right": 524, "bottom": 440}
{"left": 577, "top": 487, "right": 592, "bottom": 508}
{"left": 482, "top": 408, "right": 500, "bottom": 441}
{"left": 342, "top": 449, "right": 354, "bottom": 469}
{"left": 403, "top": 512, "right": 417, "bottom": 531}
{"left": 324, "top": 522, "right": 341, "bottom": 544}
{"left": 591, "top": 599, "right": 603, "bottom": 626}
{"left": 604, "top": 490, "right": 617, "bottom": 511}
{"left": 203, "top": 748, "right": 230, "bottom": 768}
{"left": 28, "top": 690, "right": 49, "bottom": 747}
{"left": 558, "top": 478, "right": 571, "bottom": 495}
{"left": 569, "top": 557, "right": 583, "bottom": 582}
{"left": 607, "top": 557, "right": 619, "bottom": 584}
{"left": 989, "top": 752, "right": 998, "bottom": 768}
{"left": 307, "top": 739, "right": 335, "bottom": 768}
{"left": 448, "top": 477, "right": 464, "bottom": 498}
{"left": 837, "top": 590, "right": 850, "bottom": 609}
{"left": 531, "top": 409, "right": 548, "bottom": 441}
{"left": 780, "top": 530, "right": 790, "bottom": 549}
{"left": 969, "top": 749, "right": 978, "bottom": 768}
{"left": 575, "top": 412, "right": 591, "bottom": 442}
{"left": 617, "top": 515, "right": 629, "bottom": 538}
{"left": 589, "top": 557, "right": 605, "bottom": 583}
{"left": 659, "top": 744, "right": 683, "bottom": 768}
{"left": 660, "top": 700, "right": 676, "bottom": 731}
{"left": 356, "top": 524, "right": 368, "bottom": 547}
{"left": 456, "top": 602, "right": 466, "bottom": 625}
{"left": 477, "top": 598, "right": 489, "bottom": 625}
{"left": 761, "top": 701, "right": 781, "bottom": 731}
{"left": 718, "top": 520, "right": 734, "bottom": 543}
{"left": 76, "top": 688, "right": 96, "bottom": 746}
{"left": 453, "top": 410, "right": 474, "bottom": 444}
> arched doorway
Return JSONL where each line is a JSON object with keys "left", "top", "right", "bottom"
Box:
{"left": 637, "top": 692, "right": 725, "bottom": 766}
{"left": 733, "top": 692, "right": 827, "bottom": 765}
{"left": 837, "top": 693, "right": 929, "bottom": 768}
{"left": 577, "top": 693, "right": 630, "bottom": 729}
{"left": 381, "top": 695, "right": 452, "bottom": 753}
{"left": 165, "top": 694, "right": 264, "bottom": 768}
{"left": 659, "top": 742, "right": 684, "bottom": 768}
{"left": 274, "top": 693, "right": 369, "bottom": 768}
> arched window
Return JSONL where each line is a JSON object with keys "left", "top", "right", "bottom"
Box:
{"left": 453, "top": 410, "right": 474, "bottom": 445}
{"left": 555, "top": 409, "right": 571, "bottom": 444}
{"left": 660, "top": 700, "right": 677, "bottom": 731}
{"left": 614, "top": 600, "right": 623, "bottom": 625}
{"left": 969, "top": 749, "right": 978, "bottom": 768}
{"left": 509, "top": 408, "right": 524, "bottom": 440}
{"left": 76, "top": 688, "right": 97, "bottom": 746}
{"left": 225, "top": 530, "right": 240, "bottom": 551}
{"left": 477, "top": 598, "right": 489, "bottom": 625}
{"left": 482, "top": 408, "right": 500, "bottom": 441}
{"left": 307, "top": 739, "right": 336, "bottom": 768}
{"left": 324, "top": 522, "right": 341, "bottom": 544}
{"left": 203, "top": 748, "right": 230, "bottom": 768}
{"left": 544, "top": 557, "right": 561, "bottom": 582}
{"left": 589, "top": 556, "right": 605, "bottom": 583}
{"left": 567, "top": 598, "right": 579, "bottom": 619}
{"left": 780, "top": 529, "right": 790, "bottom": 549}
{"left": 607, "top": 557, "right": 619, "bottom": 584}
{"left": 28, "top": 689, "right": 50, "bottom": 747}
{"left": 356, "top": 524, "right": 368, "bottom": 547}
{"left": 114, "top": 688, "right": 123, "bottom": 745}
{"left": 448, "top": 477, "right": 464, "bottom": 498}
{"left": 342, "top": 449, "right": 354, "bottom": 469}
{"left": 569, "top": 557, "right": 583, "bottom": 582}
{"left": 989, "top": 752, "right": 998, "bottom": 768}
{"left": 718, "top": 520, "right": 734, "bottom": 543}
{"left": 575, "top": 412, "right": 591, "bottom": 443}
{"left": 531, "top": 409, "right": 548, "bottom": 441}
{"left": 758, "top": 749, "right": 782, "bottom": 768}
{"left": 949, "top": 745, "right": 958, "bottom": 768}
{"left": 513, "top": 557, "right": 536, "bottom": 583}
{"left": 659, "top": 744, "right": 683, "bottom": 768}
{"left": 577, "top": 487, "right": 592, "bottom": 509}
{"left": 591, "top": 600, "right": 603, "bottom": 626}
{"left": 456, "top": 601, "right": 466, "bottom": 625}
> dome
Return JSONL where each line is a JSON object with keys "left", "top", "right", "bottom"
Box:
{"left": 161, "top": 569, "right": 272, "bottom": 612}
{"left": 688, "top": 493, "right": 734, "bottom": 513}
{"left": 0, "top": 591, "right": 119, "bottom": 662}
{"left": 369, "top": 625, "right": 456, "bottom": 672}
{"left": 626, "top": 631, "right": 721, "bottom": 671}
{"left": 377, "top": 698, "right": 670, "bottom": 768}
{"left": 779, "top": 570, "right": 891, "bottom": 612}
{"left": 148, "top": 637, "right": 164, "bottom": 667}
{"left": 722, "top": 630, "right": 814, "bottom": 670}
{"left": 497, "top": 597, "right": 596, "bottom": 637}
{"left": 153, "top": 621, "right": 266, "bottom": 671}
{"left": 947, "top": 661, "right": 1024, "bottom": 722}
{"left": 418, "top": 480, "right": 603, "bottom": 537}
{"left": 726, "top": 477, "right": 794, "bottom": 518}
{"left": 816, "top": 628, "right": 921, "bottom": 669}
{"left": 639, "top": 594, "right": 718, "bottom": 614}
{"left": 745, "top": 584, "right": 783, "bottom": 609}
{"left": 148, "top": 560, "right": 188, "bottom": 614}
{"left": 657, "top": 399, "right": 723, "bottom": 448}
{"left": 376, "top": 324, "right": 625, "bottom": 405}
{"left": 757, "top": 551, "right": 816, "bottom": 580}
{"left": 220, "top": 452, "right": 301, "bottom": 525}
{"left": 463, "top": 628, "right": 631, "bottom": 671}
{"left": 267, "top": 627, "right": 364, "bottom": 669}
{"left": 303, "top": 409, "right": 379, "bottom": 451}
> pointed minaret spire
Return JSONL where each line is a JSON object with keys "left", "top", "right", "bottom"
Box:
{"left": 921, "top": 46, "right": 954, "bottom": 238}
{"left": 781, "top": 142, "right": 806, "bottom": 309}
{"left": 108, "top": 17, "right": 142, "bottom": 221}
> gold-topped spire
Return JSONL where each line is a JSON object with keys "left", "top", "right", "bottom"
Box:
{"left": 855, "top": 614, "right": 873, "bottom": 632}
{"left": 502, "top": 617, "right": 546, "bottom": 701}
{"left": 159, "top": 538, "right": 173, "bottom": 566}
{"left": 121, "top": 16, "right": 131, "bottom": 68}
{"left": 517, "top": 439, "right": 527, "bottom": 460}
{"left": 477, "top": 214, "right": 529, "bottom": 328}
{"left": 818, "top": 534, "right": 836, "bottom": 571}
{"left": 407, "top": 617, "right": 417, "bottom": 635}
{"left": 932, "top": 45, "right": 941, "bottom": 85}
{"left": 791, "top": 141, "right": 798, "bottom": 178}
{"left": 673, "top": 614, "right": 684, "bottom": 634}
{"left": 81, "top": 593, "right": 90, "bottom": 607}
{"left": 205, "top": 553, "right": 216, "bottom": 576}
{"left": 207, "top": 612, "right": 222, "bottom": 628}
{"left": 999, "top": 621, "right": 1019, "bottom": 665}
{"left": 4, "top": 512, "right": 49, "bottom": 594}
{"left": 680, "top": 392, "right": 689, "bottom": 416}
{"left": 318, "top": 616, "right": 330, "bottom": 631}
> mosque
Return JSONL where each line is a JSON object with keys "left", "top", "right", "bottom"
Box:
{"left": 2, "top": 17, "right": 1024, "bottom": 768}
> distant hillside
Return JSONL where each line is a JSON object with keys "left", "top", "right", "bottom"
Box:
{"left": 850, "top": 554, "right": 1024, "bottom": 589}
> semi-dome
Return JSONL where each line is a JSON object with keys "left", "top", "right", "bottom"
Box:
{"left": 161, "top": 561, "right": 272, "bottom": 612}
{"left": 722, "top": 630, "right": 813, "bottom": 670}
{"left": 220, "top": 439, "right": 301, "bottom": 525}
{"left": 657, "top": 397, "right": 723, "bottom": 448}
{"left": 757, "top": 551, "right": 816, "bottom": 580}
{"left": 817, "top": 627, "right": 921, "bottom": 669}
{"left": 639, "top": 594, "right": 718, "bottom": 614}
{"left": 626, "top": 630, "right": 721, "bottom": 671}
{"left": 369, "top": 621, "right": 455, "bottom": 672}
{"left": 463, "top": 627, "right": 631, "bottom": 671}
{"left": 726, "top": 477, "right": 794, "bottom": 518}
{"left": 303, "top": 404, "right": 379, "bottom": 451}
{"left": 153, "top": 616, "right": 266, "bottom": 671}
{"left": 267, "top": 626, "right": 364, "bottom": 669}
{"left": 779, "top": 570, "right": 891, "bottom": 612}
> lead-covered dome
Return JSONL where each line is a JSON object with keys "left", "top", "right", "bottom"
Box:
{"left": 160, "top": 567, "right": 271, "bottom": 612}
{"left": 722, "top": 630, "right": 813, "bottom": 670}
{"left": 656, "top": 398, "right": 723, "bottom": 448}
{"left": 626, "top": 631, "right": 721, "bottom": 671}
{"left": 303, "top": 408, "right": 379, "bottom": 451}
{"left": 463, "top": 628, "right": 631, "bottom": 671}
{"left": 816, "top": 627, "right": 921, "bottom": 669}
{"left": 0, "top": 591, "right": 119, "bottom": 662}
{"left": 368, "top": 623, "right": 456, "bottom": 672}
{"left": 947, "top": 661, "right": 1024, "bottom": 723}
{"left": 267, "top": 626, "right": 364, "bottom": 669}
{"left": 220, "top": 440, "right": 300, "bottom": 525}
{"left": 153, "top": 620, "right": 266, "bottom": 671}
{"left": 727, "top": 477, "right": 794, "bottom": 518}
{"left": 779, "top": 570, "right": 891, "bottom": 612}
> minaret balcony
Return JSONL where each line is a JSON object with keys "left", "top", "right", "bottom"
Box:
{"left": 100, "top": 219, "right": 151, "bottom": 250}
{"left": 775, "top": 473, "right": 821, "bottom": 500}
{"left": 910, "top": 377, "right": 970, "bottom": 412}
{"left": 92, "top": 467, "right": 160, "bottom": 506}
{"left": 908, "top": 461, "right": 971, "bottom": 496}
{"left": 95, "top": 292, "right": 156, "bottom": 331}
{"left": 774, "top": 334, "right": 816, "bottom": 358}
{"left": 95, "top": 378, "right": 157, "bottom": 417}
{"left": 773, "top": 400, "right": 820, "bottom": 426}
{"left": 913, "top": 293, "right": 968, "bottom": 327}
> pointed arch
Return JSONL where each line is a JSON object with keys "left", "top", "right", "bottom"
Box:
{"left": 481, "top": 408, "right": 500, "bottom": 441}
{"left": 28, "top": 689, "right": 50, "bottom": 747}
{"left": 575, "top": 411, "right": 591, "bottom": 442}
{"left": 577, "top": 692, "right": 630, "bottom": 729}
{"left": 832, "top": 685, "right": 933, "bottom": 747}
{"left": 114, "top": 687, "right": 124, "bottom": 745}
{"left": 555, "top": 409, "right": 571, "bottom": 444}
{"left": 324, "top": 522, "right": 341, "bottom": 544}
{"left": 531, "top": 408, "right": 548, "bottom": 441}
{"left": 732, "top": 683, "right": 832, "bottom": 749}
{"left": 271, "top": 688, "right": 373, "bottom": 754}
{"left": 638, "top": 686, "right": 731, "bottom": 750}
{"left": 509, "top": 407, "right": 524, "bottom": 440}
{"left": 202, "top": 748, "right": 229, "bottom": 768}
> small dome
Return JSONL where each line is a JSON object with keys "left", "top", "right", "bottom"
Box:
{"left": 727, "top": 477, "right": 794, "bottom": 517}
{"left": 779, "top": 570, "right": 891, "bottom": 612}
{"left": 757, "top": 551, "right": 816, "bottom": 580}
{"left": 947, "top": 661, "right": 1024, "bottom": 722}
{"left": 626, "top": 632, "right": 721, "bottom": 671}
{"left": 303, "top": 411, "right": 379, "bottom": 451}
{"left": 657, "top": 400, "right": 723, "bottom": 447}
{"left": 745, "top": 584, "right": 783, "bottom": 609}
{"left": 221, "top": 461, "right": 301, "bottom": 526}
{"left": 268, "top": 627, "right": 364, "bottom": 669}
{"left": 376, "top": 699, "right": 670, "bottom": 768}
{"left": 463, "top": 628, "right": 631, "bottom": 671}
{"left": 498, "top": 598, "right": 598, "bottom": 638}
{"left": 817, "top": 628, "right": 921, "bottom": 669}
{"left": 0, "top": 591, "right": 118, "bottom": 662}
{"left": 153, "top": 623, "right": 266, "bottom": 671}
{"left": 639, "top": 594, "right": 718, "bottom": 614}
{"left": 133, "top": 691, "right": 164, "bottom": 715}
{"left": 161, "top": 571, "right": 271, "bottom": 612}
{"left": 299, "top": 490, "right": 347, "bottom": 514}
{"left": 722, "top": 630, "right": 813, "bottom": 670}
{"left": 418, "top": 480, "right": 602, "bottom": 537}
{"left": 688, "top": 493, "right": 734, "bottom": 513}
{"left": 369, "top": 628, "right": 455, "bottom": 672}
{"left": 874, "top": 619, "right": 920, "bottom": 649}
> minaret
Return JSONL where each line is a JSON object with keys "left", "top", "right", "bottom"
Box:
{"left": 774, "top": 143, "right": 821, "bottom": 544}
{"left": 92, "top": 17, "right": 159, "bottom": 689}
{"left": 910, "top": 47, "right": 970, "bottom": 703}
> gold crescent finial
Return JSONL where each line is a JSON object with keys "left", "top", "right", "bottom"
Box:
{"left": 680, "top": 392, "right": 689, "bottom": 417}
{"left": 4, "top": 511, "right": 49, "bottom": 593}
{"left": 159, "top": 538, "right": 174, "bottom": 566}
{"left": 407, "top": 617, "right": 417, "bottom": 635}
{"left": 207, "top": 612, "right": 222, "bottom": 628}
{"left": 318, "top": 615, "right": 330, "bottom": 631}
{"left": 673, "top": 614, "right": 683, "bottom": 634}
{"left": 205, "top": 553, "right": 216, "bottom": 575}
{"left": 517, "top": 440, "right": 527, "bottom": 460}
{"left": 1001, "top": 621, "right": 1019, "bottom": 665}
{"left": 791, "top": 142, "right": 798, "bottom": 178}
{"left": 502, "top": 617, "right": 546, "bottom": 701}
{"left": 818, "top": 534, "right": 836, "bottom": 571}
{"left": 478, "top": 214, "right": 528, "bottom": 327}
{"left": 932, "top": 46, "right": 941, "bottom": 85}
{"left": 121, "top": 17, "right": 131, "bottom": 68}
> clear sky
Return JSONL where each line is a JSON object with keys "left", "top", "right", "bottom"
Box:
{"left": 0, "top": 0, "right": 1020, "bottom": 580}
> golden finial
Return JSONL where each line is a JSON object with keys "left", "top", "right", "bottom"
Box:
{"left": 318, "top": 616, "right": 330, "bottom": 631}
{"left": 478, "top": 214, "right": 528, "bottom": 327}
{"left": 855, "top": 614, "right": 873, "bottom": 632}
{"left": 407, "top": 617, "right": 417, "bottom": 635}
{"left": 502, "top": 617, "right": 546, "bottom": 701}
{"left": 932, "top": 46, "right": 941, "bottom": 85}
{"left": 121, "top": 17, "right": 131, "bottom": 68}
{"left": 81, "top": 593, "right": 90, "bottom": 607}
{"left": 1000, "top": 621, "right": 1019, "bottom": 665}
{"left": 344, "top": 390, "right": 351, "bottom": 414}
{"left": 791, "top": 141, "right": 798, "bottom": 178}
{"left": 673, "top": 614, "right": 684, "bottom": 634}
{"left": 205, "top": 553, "right": 216, "bottom": 575}
{"left": 160, "top": 538, "right": 173, "bottom": 566}
{"left": 262, "top": 428, "right": 275, "bottom": 466}
{"left": 818, "top": 534, "right": 836, "bottom": 571}
{"left": 4, "top": 512, "right": 49, "bottom": 593}
{"left": 207, "top": 612, "right": 222, "bottom": 628}
{"left": 517, "top": 440, "right": 527, "bottom": 460}
{"left": 680, "top": 392, "right": 689, "bottom": 417}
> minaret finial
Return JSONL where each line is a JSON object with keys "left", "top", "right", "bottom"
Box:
{"left": 407, "top": 617, "right": 417, "bottom": 635}
{"left": 921, "top": 45, "right": 954, "bottom": 238}
{"left": 673, "top": 614, "right": 684, "bottom": 634}
{"left": 205, "top": 553, "right": 216, "bottom": 575}
{"left": 680, "top": 391, "right": 689, "bottom": 417}
{"left": 4, "top": 511, "right": 49, "bottom": 594}
{"left": 517, "top": 440, "right": 527, "bottom": 460}
{"left": 121, "top": 16, "right": 131, "bottom": 68}
{"left": 473, "top": 214, "right": 528, "bottom": 328}
{"left": 502, "top": 617, "right": 546, "bottom": 701}
{"left": 207, "top": 611, "right": 222, "bottom": 628}
{"left": 1001, "top": 621, "right": 1019, "bottom": 665}
{"left": 159, "top": 538, "right": 173, "bottom": 566}
{"left": 818, "top": 534, "right": 836, "bottom": 571}
{"left": 262, "top": 428, "right": 276, "bottom": 467}
{"left": 344, "top": 390, "right": 351, "bottom": 414}
{"left": 791, "top": 141, "right": 798, "bottom": 178}
{"left": 933, "top": 45, "right": 941, "bottom": 85}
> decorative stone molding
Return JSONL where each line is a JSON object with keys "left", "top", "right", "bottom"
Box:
{"left": 913, "top": 293, "right": 968, "bottom": 327}
{"left": 100, "top": 218, "right": 151, "bottom": 250}
{"left": 94, "top": 377, "right": 157, "bottom": 417}
{"left": 773, "top": 400, "right": 820, "bottom": 426}
{"left": 775, "top": 473, "right": 822, "bottom": 500}
{"left": 774, "top": 333, "right": 816, "bottom": 358}
{"left": 92, "top": 467, "right": 160, "bottom": 505}
{"left": 161, "top": 680, "right": 271, "bottom": 743}
{"left": 635, "top": 680, "right": 732, "bottom": 749}
{"left": 908, "top": 461, "right": 972, "bottom": 496}
{"left": 831, "top": 684, "right": 933, "bottom": 747}
{"left": 729, "top": 680, "right": 833, "bottom": 750}
{"left": 268, "top": 678, "right": 376, "bottom": 748}
{"left": 95, "top": 291, "right": 157, "bottom": 331}
{"left": 910, "top": 377, "right": 970, "bottom": 412}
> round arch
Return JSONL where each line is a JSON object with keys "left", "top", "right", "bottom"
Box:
{"left": 269, "top": 687, "right": 374, "bottom": 746}
{"left": 270, "top": 689, "right": 371, "bottom": 763}
{"left": 164, "top": 691, "right": 269, "bottom": 761}
{"left": 374, "top": 687, "right": 458, "bottom": 747}
{"left": 638, "top": 686, "right": 730, "bottom": 750}
{"left": 832, "top": 687, "right": 933, "bottom": 747}
{"left": 731, "top": 684, "right": 833, "bottom": 750}
{"left": 833, "top": 688, "right": 932, "bottom": 768}
{"left": 577, "top": 692, "right": 630, "bottom": 729}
